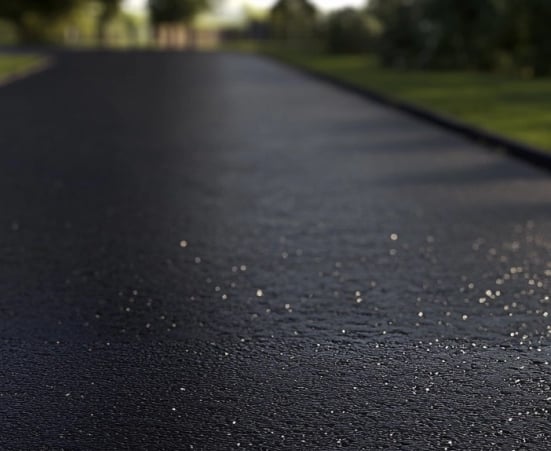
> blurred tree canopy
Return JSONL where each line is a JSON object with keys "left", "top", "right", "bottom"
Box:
{"left": 499, "top": 0, "right": 551, "bottom": 76}
{"left": 367, "top": 0, "right": 428, "bottom": 68}
{"left": 251, "top": 0, "right": 551, "bottom": 76}
{"left": 148, "top": 0, "right": 210, "bottom": 48}
{"left": 0, "top": 0, "right": 126, "bottom": 44}
{"left": 365, "top": 0, "right": 551, "bottom": 75}
{"left": 323, "top": 8, "right": 381, "bottom": 54}
{"left": 0, "top": 0, "right": 211, "bottom": 46}
{"left": 0, "top": 0, "right": 80, "bottom": 22}
{"left": 0, "top": 0, "right": 82, "bottom": 42}
{"left": 269, "top": 0, "right": 318, "bottom": 44}
{"left": 148, "top": 0, "right": 208, "bottom": 25}
{"left": 97, "top": 0, "right": 122, "bottom": 44}
{"left": 420, "top": 0, "right": 504, "bottom": 69}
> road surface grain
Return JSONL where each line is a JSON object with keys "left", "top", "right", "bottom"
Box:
{"left": 1, "top": 52, "right": 551, "bottom": 450}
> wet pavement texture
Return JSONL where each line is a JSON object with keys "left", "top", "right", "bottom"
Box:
{"left": 1, "top": 52, "right": 551, "bottom": 450}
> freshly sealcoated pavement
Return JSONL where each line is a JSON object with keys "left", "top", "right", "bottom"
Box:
{"left": 1, "top": 51, "right": 550, "bottom": 449}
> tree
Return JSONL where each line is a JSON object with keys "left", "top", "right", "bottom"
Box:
{"left": 148, "top": 0, "right": 208, "bottom": 47}
{"left": 0, "top": 0, "right": 82, "bottom": 42}
{"left": 364, "top": 0, "right": 551, "bottom": 75}
{"left": 367, "top": 0, "right": 509, "bottom": 71}
{"left": 323, "top": 8, "right": 380, "bottom": 54}
{"left": 97, "top": 0, "right": 122, "bottom": 45}
{"left": 269, "top": 0, "right": 318, "bottom": 45}
{"left": 420, "top": 0, "right": 504, "bottom": 70}
{"left": 367, "top": 0, "right": 426, "bottom": 68}
{"left": 148, "top": 0, "right": 208, "bottom": 26}
{"left": 499, "top": 0, "right": 551, "bottom": 76}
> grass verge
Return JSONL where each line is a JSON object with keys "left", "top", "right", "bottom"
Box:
{"left": 0, "top": 54, "right": 48, "bottom": 84}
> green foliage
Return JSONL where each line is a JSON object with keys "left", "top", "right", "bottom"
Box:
{"left": 148, "top": 0, "right": 208, "bottom": 25}
{"left": 0, "top": 0, "right": 82, "bottom": 42}
{"left": 499, "top": 0, "right": 551, "bottom": 76}
{"left": 323, "top": 8, "right": 379, "bottom": 54}
{"left": 0, "top": 0, "right": 82, "bottom": 21}
{"left": 269, "top": 0, "right": 318, "bottom": 43}
{"left": 0, "top": 19, "right": 18, "bottom": 45}
{"left": 364, "top": 0, "right": 551, "bottom": 75}
{"left": 367, "top": 0, "right": 426, "bottom": 67}
{"left": 419, "top": 0, "right": 505, "bottom": 69}
{"left": 0, "top": 1, "right": 148, "bottom": 46}
{"left": 0, "top": 54, "right": 45, "bottom": 80}
{"left": 96, "top": 0, "right": 122, "bottom": 44}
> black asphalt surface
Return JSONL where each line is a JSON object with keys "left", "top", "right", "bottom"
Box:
{"left": 1, "top": 51, "right": 551, "bottom": 450}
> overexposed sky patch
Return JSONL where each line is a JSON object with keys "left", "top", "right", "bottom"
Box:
{"left": 123, "top": 0, "right": 366, "bottom": 14}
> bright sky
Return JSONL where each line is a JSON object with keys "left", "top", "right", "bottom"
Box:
{"left": 123, "top": 0, "right": 366, "bottom": 20}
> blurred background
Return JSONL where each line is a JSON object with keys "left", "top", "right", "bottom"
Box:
{"left": 0, "top": 0, "right": 551, "bottom": 71}
{"left": 2, "top": 0, "right": 551, "bottom": 67}
{"left": 1, "top": 0, "right": 551, "bottom": 148}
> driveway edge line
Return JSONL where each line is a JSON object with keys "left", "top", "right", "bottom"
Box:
{"left": 260, "top": 53, "right": 551, "bottom": 171}
{"left": 0, "top": 56, "right": 55, "bottom": 88}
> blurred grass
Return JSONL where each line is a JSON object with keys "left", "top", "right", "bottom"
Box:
{"left": 0, "top": 54, "right": 46, "bottom": 83}
{"left": 238, "top": 44, "right": 551, "bottom": 151}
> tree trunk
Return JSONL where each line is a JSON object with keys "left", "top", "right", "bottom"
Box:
{"left": 16, "top": 26, "right": 40, "bottom": 44}
{"left": 186, "top": 24, "right": 196, "bottom": 50}
{"left": 97, "top": 20, "right": 108, "bottom": 47}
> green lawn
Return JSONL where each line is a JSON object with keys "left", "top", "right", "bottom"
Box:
{"left": 0, "top": 54, "right": 46, "bottom": 83}
{"left": 260, "top": 50, "right": 551, "bottom": 151}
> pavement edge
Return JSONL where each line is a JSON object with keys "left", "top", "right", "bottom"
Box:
{"left": 0, "top": 56, "right": 55, "bottom": 88}
{"left": 259, "top": 53, "right": 551, "bottom": 172}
